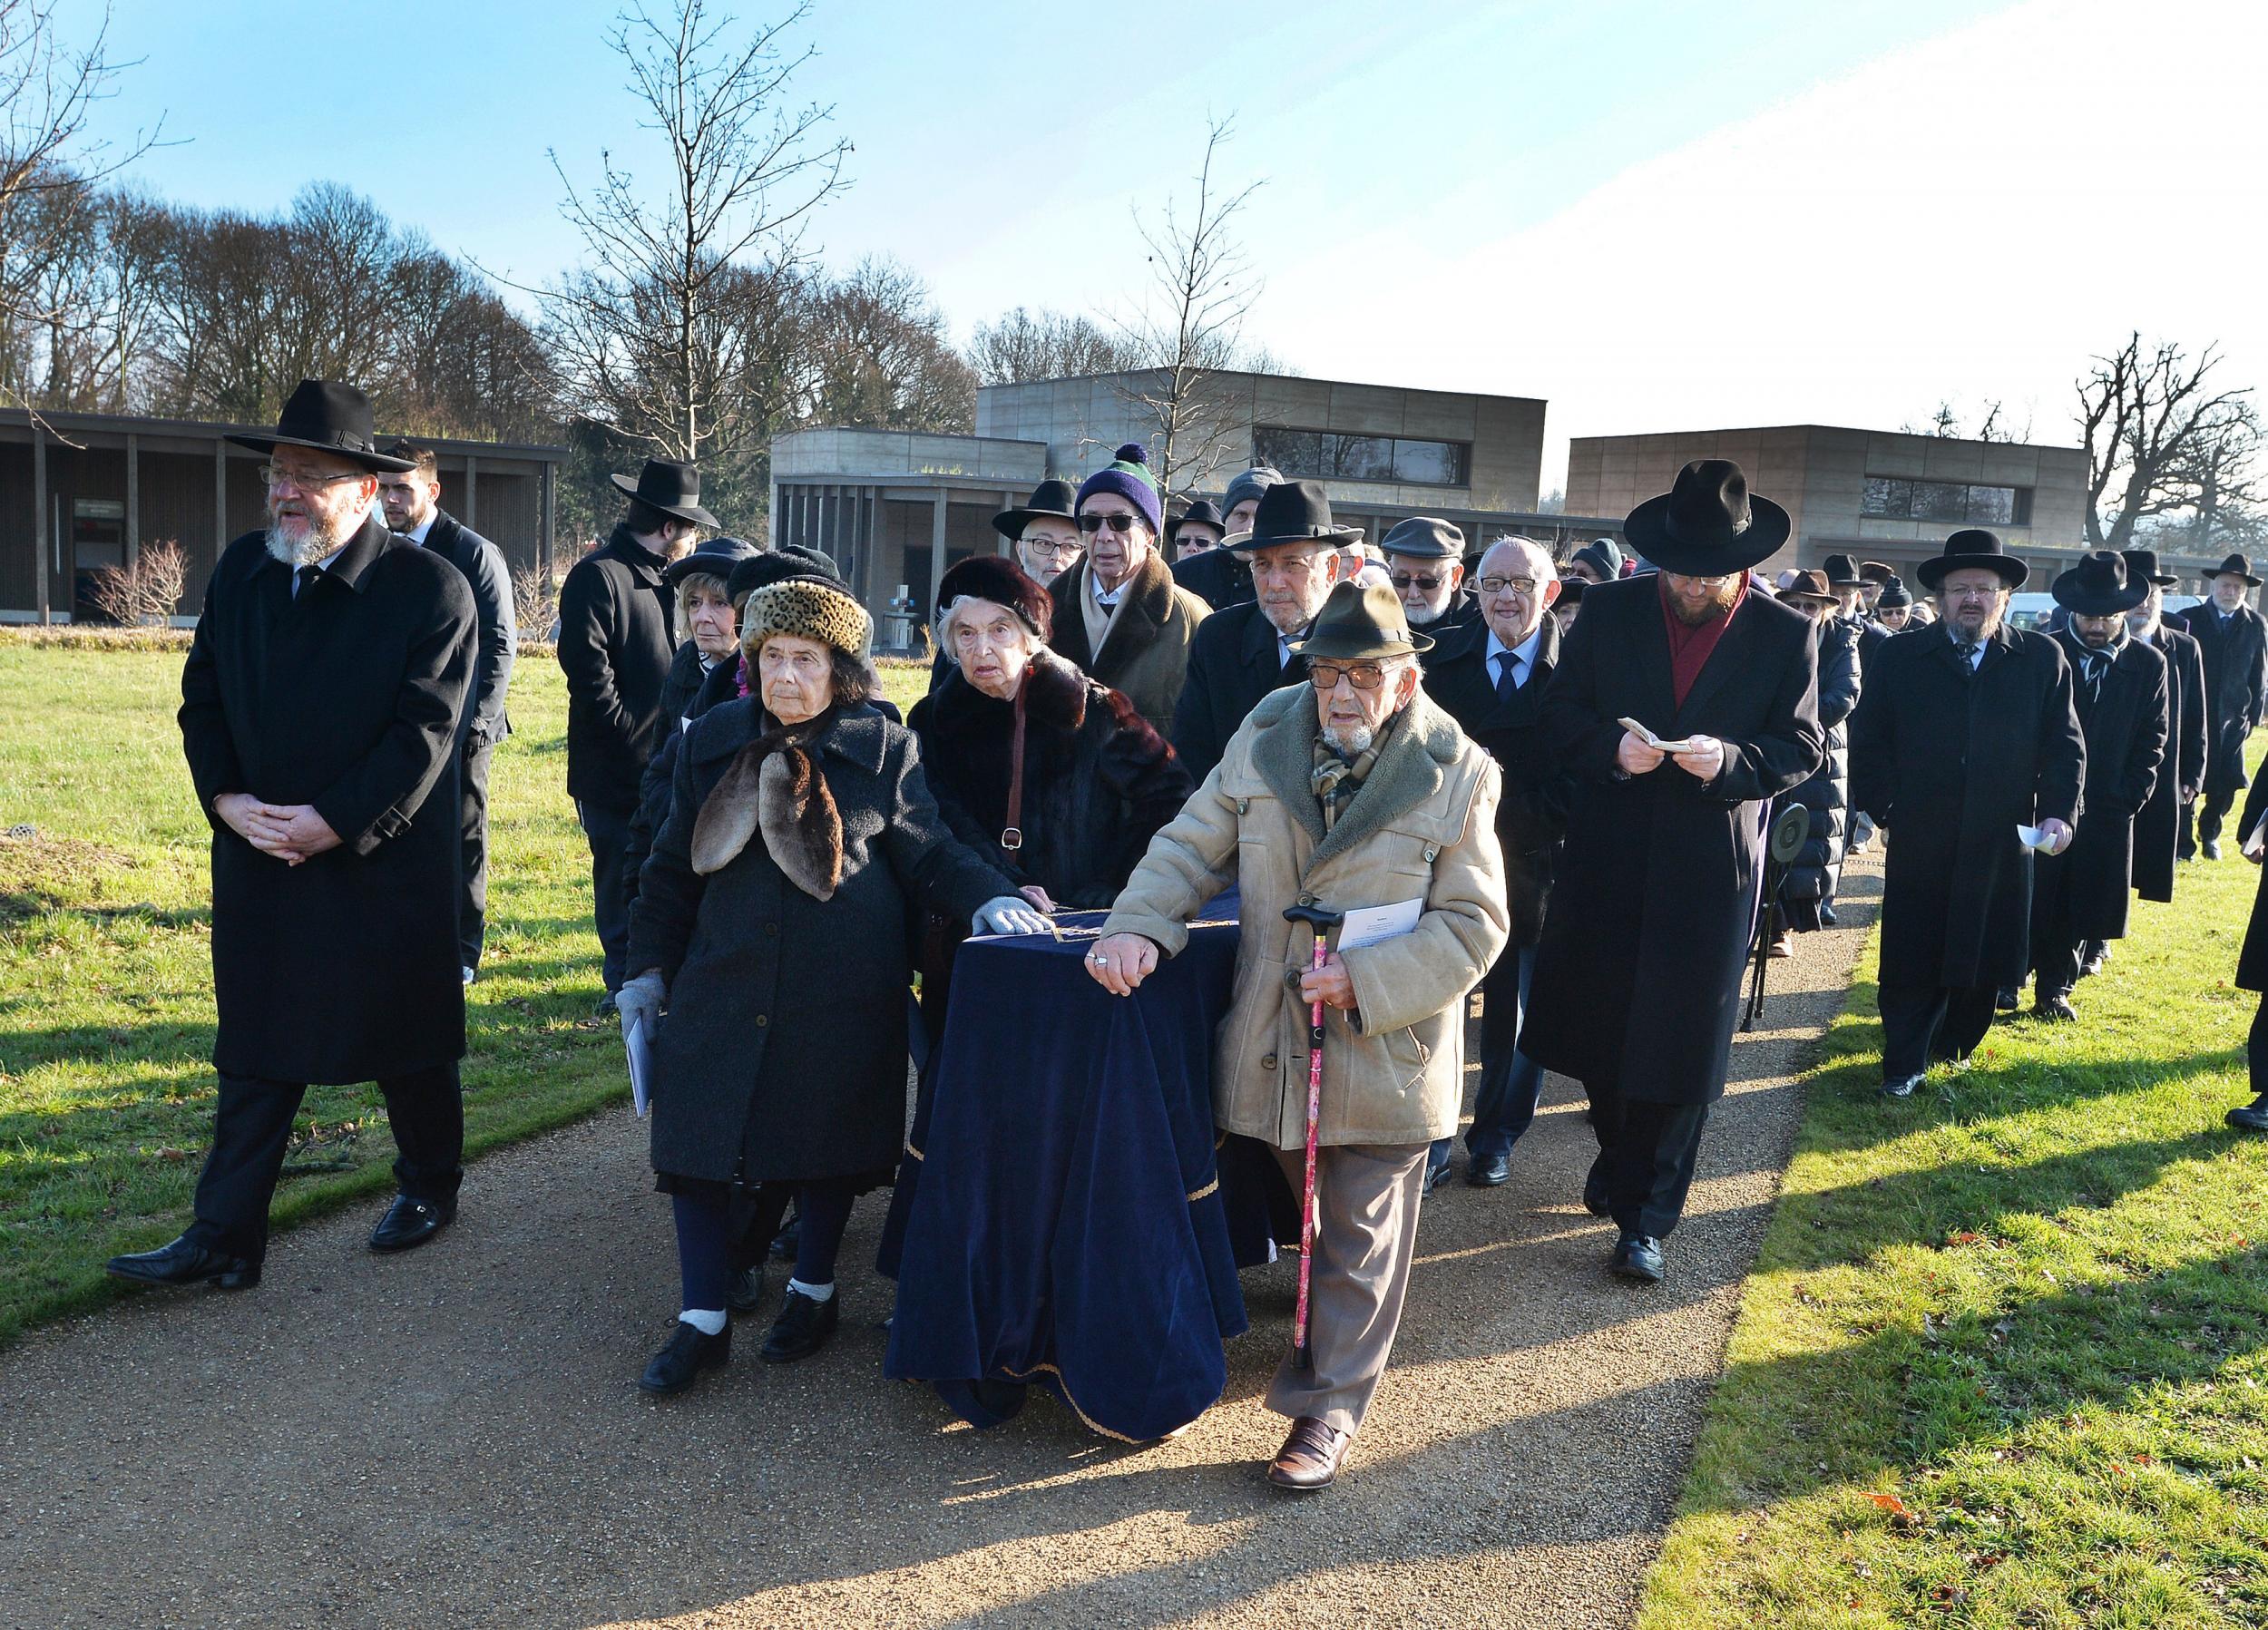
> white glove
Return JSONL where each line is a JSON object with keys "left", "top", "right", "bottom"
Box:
{"left": 616, "top": 969, "right": 667, "bottom": 1033}
{"left": 972, "top": 895, "right": 1052, "bottom": 937}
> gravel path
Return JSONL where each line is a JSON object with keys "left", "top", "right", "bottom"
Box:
{"left": 0, "top": 862, "right": 1877, "bottom": 1630}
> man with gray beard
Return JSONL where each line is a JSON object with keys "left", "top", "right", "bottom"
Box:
{"left": 109, "top": 381, "right": 476, "bottom": 1293}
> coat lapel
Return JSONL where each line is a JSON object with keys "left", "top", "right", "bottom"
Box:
{"left": 1241, "top": 600, "right": 1284, "bottom": 686}
{"left": 1250, "top": 688, "right": 1327, "bottom": 845}
{"left": 1671, "top": 593, "right": 1763, "bottom": 731}
{"left": 1308, "top": 695, "right": 1456, "bottom": 872}
{"left": 1091, "top": 553, "right": 1171, "bottom": 678}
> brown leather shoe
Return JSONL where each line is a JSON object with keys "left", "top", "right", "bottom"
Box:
{"left": 1266, "top": 1415, "right": 1352, "bottom": 1491}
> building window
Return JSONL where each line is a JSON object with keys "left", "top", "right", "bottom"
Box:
{"left": 1253, "top": 425, "right": 1469, "bottom": 487}
{"left": 1862, "top": 476, "right": 2031, "bottom": 526}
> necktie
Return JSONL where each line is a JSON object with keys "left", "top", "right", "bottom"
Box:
{"left": 295, "top": 564, "right": 319, "bottom": 600}
{"left": 1494, "top": 650, "right": 1521, "bottom": 703}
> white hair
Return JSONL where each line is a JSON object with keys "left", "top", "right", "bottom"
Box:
{"left": 935, "top": 594, "right": 1043, "bottom": 663}
{"left": 1480, "top": 534, "right": 1555, "bottom": 582}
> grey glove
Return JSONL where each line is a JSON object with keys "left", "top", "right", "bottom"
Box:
{"left": 616, "top": 969, "right": 667, "bottom": 1034}
{"left": 972, "top": 895, "right": 1052, "bottom": 937}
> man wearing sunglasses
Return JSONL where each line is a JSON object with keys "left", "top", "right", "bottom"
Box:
{"left": 1380, "top": 516, "right": 1480, "bottom": 640}
{"left": 1046, "top": 443, "right": 1212, "bottom": 736}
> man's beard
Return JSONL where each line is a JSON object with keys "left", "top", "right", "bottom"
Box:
{"left": 1321, "top": 721, "right": 1376, "bottom": 756}
{"left": 2126, "top": 608, "right": 2160, "bottom": 639}
{"left": 265, "top": 507, "right": 352, "bottom": 568}
{"left": 1406, "top": 599, "right": 1451, "bottom": 627}
{"left": 1262, "top": 596, "right": 1316, "bottom": 637}
{"left": 1668, "top": 576, "right": 1744, "bottom": 627}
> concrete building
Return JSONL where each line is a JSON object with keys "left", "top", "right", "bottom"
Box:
{"left": 0, "top": 407, "right": 565, "bottom": 623}
{"left": 1564, "top": 425, "right": 2092, "bottom": 584}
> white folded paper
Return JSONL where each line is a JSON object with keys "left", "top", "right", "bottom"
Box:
{"left": 1337, "top": 897, "right": 1424, "bottom": 950}
{"left": 624, "top": 1010, "right": 657, "bottom": 1118}
{"left": 2016, "top": 824, "right": 2053, "bottom": 852}
{"left": 1618, "top": 716, "right": 1700, "bottom": 755}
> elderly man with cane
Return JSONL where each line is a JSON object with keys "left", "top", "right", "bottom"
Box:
{"left": 1089, "top": 580, "right": 1507, "bottom": 1490}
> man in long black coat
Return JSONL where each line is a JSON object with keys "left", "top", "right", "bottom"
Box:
{"left": 1170, "top": 482, "right": 1349, "bottom": 782}
{"left": 108, "top": 381, "right": 476, "bottom": 1293}
{"left": 2221, "top": 767, "right": 2268, "bottom": 1132}
{"left": 1523, "top": 462, "right": 1823, "bottom": 1285}
{"left": 2122, "top": 550, "right": 2206, "bottom": 908}
{"left": 557, "top": 458, "right": 709, "bottom": 1002}
{"left": 376, "top": 441, "right": 517, "bottom": 982}
{"left": 1423, "top": 536, "right": 1569, "bottom": 1190}
{"left": 2028, "top": 553, "right": 2167, "bottom": 1020}
{"left": 2175, "top": 553, "right": 2268, "bottom": 859}
{"left": 1848, "top": 529, "right": 2086, "bottom": 1099}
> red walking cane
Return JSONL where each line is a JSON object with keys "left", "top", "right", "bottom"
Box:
{"left": 1282, "top": 902, "right": 1344, "bottom": 1371}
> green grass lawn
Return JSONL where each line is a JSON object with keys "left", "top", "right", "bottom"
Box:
{"left": 0, "top": 639, "right": 930, "bottom": 1346}
{"left": 1643, "top": 798, "right": 2268, "bottom": 1624}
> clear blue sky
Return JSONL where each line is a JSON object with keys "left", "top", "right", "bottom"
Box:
{"left": 76, "top": 0, "right": 2268, "bottom": 489}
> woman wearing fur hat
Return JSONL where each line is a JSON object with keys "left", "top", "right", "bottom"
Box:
{"left": 908, "top": 555, "right": 1194, "bottom": 1026}
{"left": 620, "top": 576, "right": 1047, "bottom": 1393}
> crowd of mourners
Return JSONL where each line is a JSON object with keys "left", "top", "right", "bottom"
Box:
{"left": 105, "top": 377, "right": 2268, "bottom": 1493}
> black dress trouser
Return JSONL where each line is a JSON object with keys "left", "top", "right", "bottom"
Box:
{"left": 458, "top": 741, "right": 494, "bottom": 974}
{"left": 1878, "top": 981, "right": 1999, "bottom": 1080}
{"left": 184, "top": 1064, "right": 464, "bottom": 1262}
{"left": 1584, "top": 1080, "right": 1710, "bottom": 1241}
{"left": 578, "top": 795, "right": 637, "bottom": 992}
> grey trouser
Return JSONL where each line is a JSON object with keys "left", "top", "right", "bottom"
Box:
{"left": 1266, "top": 1141, "right": 1430, "bottom": 1436}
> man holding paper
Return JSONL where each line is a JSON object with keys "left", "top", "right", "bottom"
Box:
{"left": 1522, "top": 461, "right": 1823, "bottom": 1287}
{"left": 1849, "top": 529, "right": 2086, "bottom": 1098}
{"left": 1089, "top": 581, "right": 1508, "bottom": 1490}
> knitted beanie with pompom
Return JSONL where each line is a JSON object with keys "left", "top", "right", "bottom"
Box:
{"left": 1074, "top": 443, "right": 1163, "bottom": 538}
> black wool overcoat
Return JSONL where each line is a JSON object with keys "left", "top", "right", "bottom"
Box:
{"left": 2233, "top": 771, "right": 2268, "bottom": 992}
{"left": 1520, "top": 578, "right": 1823, "bottom": 1105}
{"left": 1422, "top": 617, "right": 1568, "bottom": 948}
{"left": 557, "top": 523, "right": 678, "bottom": 808}
{"left": 2136, "top": 622, "right": 2207, "bottom": 902}
{"left": 1848, "top": 623, "right": 2087, "bottom": 990}
{"left": 908, "top": 651, "right": 1192, "bottom": 910}
{"left": 627, "top": 702, "right": 1012, "bottom": 1186}
{"left": 1172, "top": 545, "right": 1255, "bottom": 611}
{"left": 1169, "top": 600, "right": 1305, "bottom": 785}
{"left": 421, "top": 510, "right": 516, "bottom": 747}
{"left": 179, "top": 519, "right": 475, "bottom": 1083}
{"left": 2175, "top": 601, "right": 2268, "bottom": 797}
{"left": 2030, "top": 631, "right": 2167, "bottom": 943}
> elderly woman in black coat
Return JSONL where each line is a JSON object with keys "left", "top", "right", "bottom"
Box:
{"left": 907, "top": 555, "right": 1193, "bottom": 1028}
{"left": 619, "top": 576, "right": 1046, "bottom": 1394}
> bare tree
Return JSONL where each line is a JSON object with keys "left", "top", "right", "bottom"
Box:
{"left": 966, "top": 306, "right": 1136, "bottom": 385}
{"left": 1900, "top": 398, "right": 2025, "bottom": 443}
{"left": 84, "top": 536, "right": 183, "bottom": 625}
{"left": 1113, "top": 118, "right": 1267, "bottom": 502}
{"left": 799, "top": 255, "right": 973, "bottom": 431}
{"left": 532, "top": 0, "right": 850, "bottom": 524}
{"left": 2156, "top": 398, "right": 2267, "bottom": 552}
{"left": 2077, "top": 333, "right": 2252, "bottom": 550}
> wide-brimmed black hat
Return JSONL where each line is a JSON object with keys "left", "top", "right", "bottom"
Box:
{"left": 1236, "top": 480, "right": 1362, "bottom": 553}
{"left": 1778, "top": 569, "right": 1839, "bottom": 606}
{"left": 1379, "top": 516, "right": 1465, "bottom": 561}
{"left": 1820, "top": 552, "right": 1866, "bottom": 589}
{"left": 1622, "top": 460, "right": 1791, "bottom": 577}
{"left": 1288, "top": 580, "right": 1433, "bottom": 660}
{"left": 664, "top": 534, "right": 761, "bottom": 591}
{"left": 2118, "top": 548, "right": 2178, "bottom": 588}
{"left": 610, "top": 458, "right": 719, "bottom": 528}
{"left": 1554, "top": 574, "right": 1588, "bottom": 604}
{"left": 2203, "top": 551, "right": 2263, "bottom": 586}
{"left": 1166, "top": 499, "right": 1227, "bottom": 542}
{"left": 225, "top": 379, "right": 415, "bottom": 472}
{"left": 992, "top": 478, "right": 1080, "bottom": 541}
{"left": 1916, "top": 528, "right": 2029, "bottom": 591}
{"left": 2052, "top": 550, "right": 2148, "bottom": 617}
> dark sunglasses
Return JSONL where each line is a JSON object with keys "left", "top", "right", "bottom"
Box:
{"left": 1388, "top": 572, "right": 1448, "bottom": 592}
{"left": 1077, "top": 512, "right": 1139, "bottom": 534}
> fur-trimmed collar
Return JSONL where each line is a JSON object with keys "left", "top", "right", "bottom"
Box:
{"left": 930, "top": 648, "right": 1090, "bottom": 737}
{"left": 1050, "top": 551, "right": 1178, "bottom": 676}
{"left": 1246, "top": 683, "right": 1469, "bottom": 867}
{"left": 683, "top": 695, "right": 889, "bottom": 776}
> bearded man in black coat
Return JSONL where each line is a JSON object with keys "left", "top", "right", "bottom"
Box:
{"left": 108, "top": 381, "right": 476, "bottom": 1293}
{"left": 2121, "top": 550, "right": 2206, "bottom": 907}
{"left": 1522, "top": 462, "right": 1823, "bottom": 1286}
{"left": 1848, "top": 530, "right": 2087, "bottom": 1099}
{"left": 2027, "top": 553, "right": 2167, "bottom": 1020}
{"left": 2175, "top": 553, "right": 2268, "bottom": 859}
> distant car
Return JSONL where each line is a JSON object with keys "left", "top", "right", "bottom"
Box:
{"left": 2003, "top": 591, "right": 2198, "bottom": 632}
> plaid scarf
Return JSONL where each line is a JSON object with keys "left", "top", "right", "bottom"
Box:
{"left": 1311, "top": 734, "right": 1383, "bottom": 832}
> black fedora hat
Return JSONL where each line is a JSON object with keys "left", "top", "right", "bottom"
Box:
{"left": 1166, "top": 499, "right": 1227, "bottom": 542}
{"left": 1379, "top": 516, "right": 1465, "bottom": 561}
{"left": 224, "top": 378, "right": 415, "bottom": 472}
{"left": 664, "top": 534, "right": 762, "bottom": 591}
{"left": 1553, "top": 574, "right": 1588, "bottom": 606}
{"left": 1820, "top": 552, "right": 1867, "bottom": 589}
{"left": 2051, "top": 550, "right": 2147, "bottom": 617}
{"left": 1288, "top": 580, "right": 1433, "bottom": 661}
{"left": 1236, "top": 479, "right": 1362, "bottom": 554}
{"left": 2203, "top": 551, "right": 2263, "bottom": 587}
{"left": 2118, "top": 548, "right": 2178, "bottom": 588}
{"left": 1916, "top": 528, "right": 2028, "bottom": 591}
{"left": 1621, "top": 460, "right": 1790, "bottom": 577}
{"left": 992, "top": 478, "right": 1080, "bottom": 541}
{"left": 610, "top": 458, "right": 720, "bottom": 528}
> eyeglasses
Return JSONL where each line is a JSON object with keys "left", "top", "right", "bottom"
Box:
{"left": 1307, "top": 660, "right": 1390, "bottom": 691}
{"left": 1022, "top": 537, "right": 1084, "bottom": 557}
{"left": 261, "top": 464, "right": 367, "bottom": 493}
{"left": 1077, "top": 512, "right": 1139, "bottom": 534}
{"left": 1475, "top": 575, "right": 1541, "bottom": 597}
{"left": 1388, "top": 572, "right": 1449, "bottom": 592}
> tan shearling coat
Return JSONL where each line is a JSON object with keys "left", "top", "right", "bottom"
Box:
{"left": 1103, "top": 683, "right": 1509, "bottom": 1147}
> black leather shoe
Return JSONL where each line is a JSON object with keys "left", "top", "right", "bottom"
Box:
{"left": 1582, "top": 1164, "right": 1610, "bottom": 1218}
{"left": 1422, "top": 1161, "right": 1451, "bottom": 1196}
{"left": 591, "top": 991, "right": 617, "bottom": 1018}
{"left": 760, "top": 1286, "right": 840, "bottom": 1362}
{"left": 1819, "top": 903, "right": 1840, "bottom": 927}
{"left": 768, "top": 1212, "right": 801, "bottom": 1262}
{"left": 2078, "top": 941, "right": 2108, "bottom": 979}
{"left": 726, "top": 1264, "right": 765, "bottom": 1314}
{"left": 1880, "top": 1073, "right": 1923, "bottom": 1099}
{"left": 2033, "top": 994, "right": 2077, "bottom": 1023}
{"left": 2227, "top": 1096, "right": 2268, "bottom": 1132}
{"left": 640, "top": 1320, "right": 730, "bottom": 1394}
{"left": 1994, "top": 985, "right": 2020, "bottom": 1012}
{"left": 2204, "top": 840, "right": 2224, "bottom": 860}
{"left": 1466, "top": 1154, "right": 1511, "bottom": 1188}
{"left": 105, "top": 1235, "right": 259, "bottom": 1291}
{"left": 368, "top": 1194, "right": 456, "bottom": 1253}
{"left": 1609, "top": 1232, "right": 1664, "bottom": 1284}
